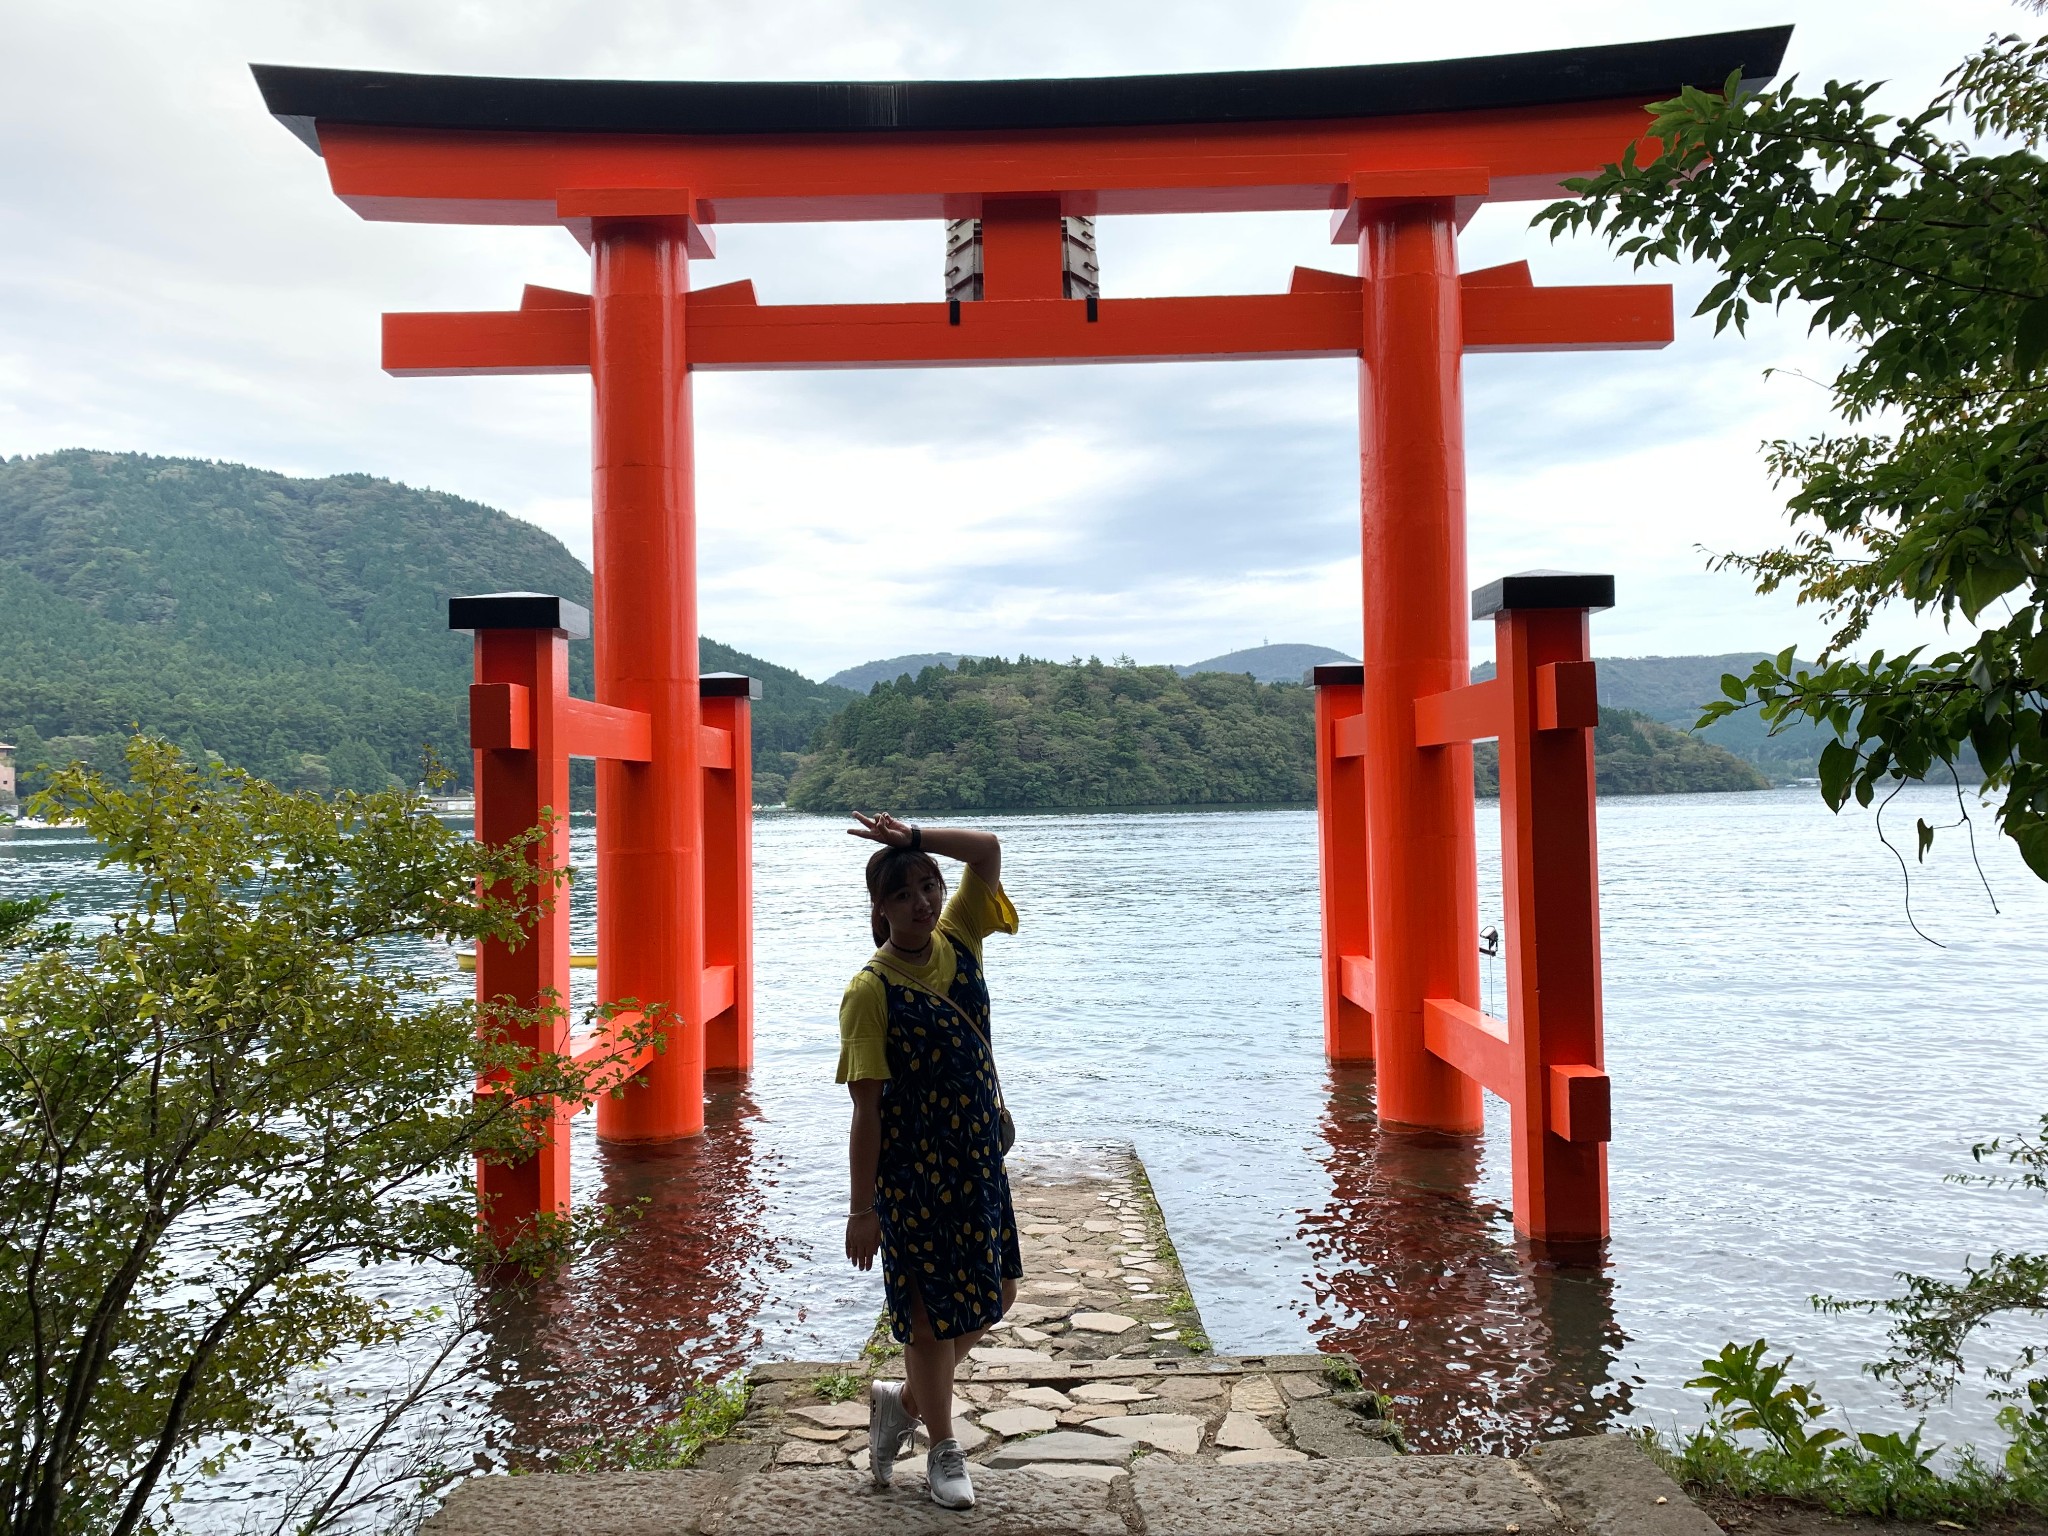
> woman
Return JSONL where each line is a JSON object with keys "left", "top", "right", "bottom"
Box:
{"left": 839, "top": 810, "right": 1020, "bottom": 1511}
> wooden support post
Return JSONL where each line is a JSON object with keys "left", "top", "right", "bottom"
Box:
{"left": 1350, "top": 190, "right": 1483, "bottom": 1133}
{"left": 1313, "top": 664, "right": 1373, "bottom": 1061}
{"left": 978, "top": 195, "right": 1067, "bottom": 301}
{"left": 1483, "top": 571, "right": 1613, "bottom": 1243}
{"left": 700, "top": 672, "right": 758, "bottom": 1072}
{"left": 590, "top": 210, "right": 709, "bottom": 1145}
{"left": 452, "top": 592, "right": 585, "bottom": 1246}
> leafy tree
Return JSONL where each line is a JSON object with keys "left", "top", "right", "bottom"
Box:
{"left": 1537, "top": 32, "right": 2048, "bottom": 877}
{"left": 1541, "top": 31, "right": 2048, "bottom": 1479}
{"left": 0, "top": 739, "right": 646, "bottom": 1534}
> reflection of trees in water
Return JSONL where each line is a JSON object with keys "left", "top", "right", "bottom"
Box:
{"left": 476, "top": 1078, "right": 795, "bottom": 1462}
{"left": 1297, "top": 1065, "right": 1633, "bottom": 1455}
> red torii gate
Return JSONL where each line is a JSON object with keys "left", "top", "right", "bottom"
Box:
{"left": 256, "top": 25, "right": 1789, "bottom": 1246}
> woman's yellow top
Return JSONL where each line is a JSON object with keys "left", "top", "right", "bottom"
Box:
{"left": 836, "top": 864, "right": 1019, "bottom": 1084}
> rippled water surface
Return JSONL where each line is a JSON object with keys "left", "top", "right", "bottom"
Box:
{"left": 4, "top": 785, "right": 2044, "bottom": 1489}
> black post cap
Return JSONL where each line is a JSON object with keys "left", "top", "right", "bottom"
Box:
{"left": 1311, "top": 663, "right": 1366, "bottom": 687}
{"left": 1471, "top": 570, "right": 1615, "bottom": 619}
{"left": 701, "top": 672, "right": 762, "bottom": 699}
{"left": 448, "top": 592, "right": 592, "bottom": 638}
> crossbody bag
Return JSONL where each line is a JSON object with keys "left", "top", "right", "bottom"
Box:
{"left": 868, "top": 948, "right": 1017, "bottom": 1156}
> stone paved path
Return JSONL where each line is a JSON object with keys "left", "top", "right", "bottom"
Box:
{"left": 422, "top": 1145, "right": 1728, "bottom": 1532}
{"left": 731, "top": 1145, "right": 1399, "bottom": 1477}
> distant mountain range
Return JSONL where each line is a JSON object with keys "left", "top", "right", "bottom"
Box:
{"left": 824, "top": 653, "right": 983, "bottom": 693}
{"left": 1177, "top": 643, "right": 1356, "bottom": 684}
{"left": 827, "top": 642, "right": 1356, "bottom": 694}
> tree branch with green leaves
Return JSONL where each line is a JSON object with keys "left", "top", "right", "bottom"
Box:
{"left": 1536, "top": 32, "right": 2048, "bottom": 878}
{"left": 0, "top": 738, "right": 653, "bottom": 1535}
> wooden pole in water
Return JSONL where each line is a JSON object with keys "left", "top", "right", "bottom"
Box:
{"left": 1313, "top": 665, "right": 1374, "bottom": 1061}
{"left": 455, "top": 593, "right": 582, "bottom": 1244}
{"left": 588, "top": 206, "right": 710, "bottom": 1144}
{"left": 1350, "top": 184, "right": 1485, "bottom": 1134}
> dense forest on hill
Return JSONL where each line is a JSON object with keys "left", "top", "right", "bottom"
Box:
{"left": 0, "top": 451, "right": 854, "bottom": 800}
{"left": 789, "top": 658, "right": 1771, "bottom": 812}
{"left": 790, "top": 656, "right": 1317, "bottom": 811}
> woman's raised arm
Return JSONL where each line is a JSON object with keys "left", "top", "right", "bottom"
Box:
{"left": 848, "top": 812, "right": 1001, "bottom": 892}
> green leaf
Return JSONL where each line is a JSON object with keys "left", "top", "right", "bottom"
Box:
{"left": 1916, "top": 817, "right": 1935, "bottom": 862}
{"left": 2015, "top": 295, "right": 2048, "bottom": 376}
{"left": 1721, "top": 673, "right": 1748, "bottom": 702}
{"left": 1818, "top": 738, "right": 1857, "bottom": 807}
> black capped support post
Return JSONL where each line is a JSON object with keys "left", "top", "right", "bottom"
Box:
{"left": 1470, "top": 571, "right": 1615, "bottom": 619}
{"left": 700, "top": 672, "right": 763, "bottom": 699}
{"left": 1311, "top": 663, "right": 1366, "bottom": 687}
{"left": 448, "top": 591, "right": 592, "bottom": 637}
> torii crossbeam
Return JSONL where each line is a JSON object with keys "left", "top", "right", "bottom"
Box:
{"left": 256, "top": 24, "right": 1790, "bottom": 1247}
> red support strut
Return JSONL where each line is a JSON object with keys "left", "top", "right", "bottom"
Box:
{"left": 456, "top": 593, "right": 582, "bottom": 1246}
{"left": 1312, "top": 665, "right": 1373, "bottom": 1062}
{"left": 700, "top": 672, "right": 758, "bottom": 1072}
{"left": 1484, "top": 573, "right": 1612, "bottom": 1243}
{"left": 454, "top": 591, "right": 756, "bottom": 1241}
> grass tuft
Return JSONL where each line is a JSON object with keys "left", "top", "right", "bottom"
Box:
{"left": 1321, "top": 1356, "right": 1364, "bottom": 1392}
{"left": 811, "top": 1369, "right": 864, "bottom": 1404}
{"left": 549, "top": 1374, "right": 751, "bottom": 1473}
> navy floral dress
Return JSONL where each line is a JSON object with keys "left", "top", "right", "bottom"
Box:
{"left": 867, "top": 934, "right": 1022, "bottom": 1343}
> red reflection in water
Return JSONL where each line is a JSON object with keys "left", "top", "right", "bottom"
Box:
{"left": 1300, "top": 1065, "right": 1633, "bottom": 1455}
{"left": 477, "top": 1077, "right": 795, "bottom": 1460}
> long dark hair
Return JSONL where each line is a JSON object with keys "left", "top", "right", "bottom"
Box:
{"left": 866, "top": 845, "right": 945, "bottom": 946}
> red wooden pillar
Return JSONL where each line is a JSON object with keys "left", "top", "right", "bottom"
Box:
{"left": 1352, "top": 190, "right": 1483, "bottom": 1133}
{"left": 1312, "top": 664, "right": 1373, "bottom": 1061}
{"left": 589, "top": 207, "right": 708, "bottom": 1143}
{"left": 701, "top": 672, "right": 758, "bottom": 1072}
{"left": 1485, "top": 573, "right": 1613, "bottom": 1242}
{"left": 453, "top": 591, "right": 583, "bottom": 1243}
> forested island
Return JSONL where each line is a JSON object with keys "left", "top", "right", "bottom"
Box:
{"left": 790, "top": 656, "right": 1318, "bottom": 811}
{"left": 790, "top": 656, "right": 1767, "bottom": 812}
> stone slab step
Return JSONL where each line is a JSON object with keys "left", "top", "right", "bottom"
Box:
{"left": 421, "top": 1434, "right": 1713, "bottom": 1536}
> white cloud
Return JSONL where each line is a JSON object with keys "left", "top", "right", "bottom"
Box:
{"left": 0, "top": 0, "right": 2028, "bottom": 679}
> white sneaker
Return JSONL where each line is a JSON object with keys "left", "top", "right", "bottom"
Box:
{"left": 926, "top": 1438, "right": 975, "bottom": 1510}
{"left": 867, "top": 1380, "right": 914, "bottom": 1487}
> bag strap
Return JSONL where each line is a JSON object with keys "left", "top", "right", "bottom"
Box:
{"left": 867, "top": 944, "right": 1006, "bottom": 1110}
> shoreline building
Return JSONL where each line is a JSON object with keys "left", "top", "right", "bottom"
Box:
{"left": 0, "top": 742, "right": 14, "bottom": 806}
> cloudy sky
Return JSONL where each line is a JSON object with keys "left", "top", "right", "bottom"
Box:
{"left": 0, "top": 0, "right": 2027, "bottom": 680}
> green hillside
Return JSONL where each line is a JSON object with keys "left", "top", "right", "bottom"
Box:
{"left": 0, "top": 450, "right": 853, "bottom": 799}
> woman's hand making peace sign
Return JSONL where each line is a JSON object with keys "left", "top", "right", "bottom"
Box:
{"left": 847, "top": 810, "right": 918, "bottom": 848}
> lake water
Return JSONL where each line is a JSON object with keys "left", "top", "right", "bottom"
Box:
{"left": 3, "top": 784, "right": 2043, "bottom": 1505}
